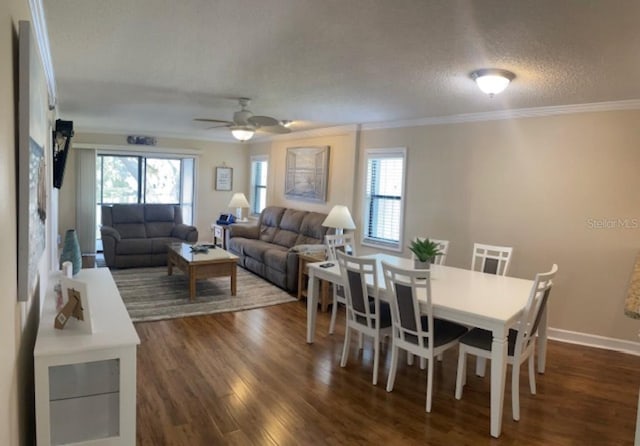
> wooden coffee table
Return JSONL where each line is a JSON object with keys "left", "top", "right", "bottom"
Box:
{"left": 167, "top": 243, "right": 239, "bottom": 301}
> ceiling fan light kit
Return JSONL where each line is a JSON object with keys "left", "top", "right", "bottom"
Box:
{"left": 230, "top": 125, "right": 255, "bottom": 142}
{"left": 470, "top": 68, "right": 515, "bottom": 97}
{"left": 195, "top": 98, "right": 291, "bottom": 141}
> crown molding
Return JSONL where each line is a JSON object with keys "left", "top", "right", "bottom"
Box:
{"left": 29, "top": 0, "right": 57, "bottom": 109}
{"left": 77, "top": 126, "right": 240, "bottom": 144}
{"left": 361, "top": 99, "right": 640, "bottom": 131}
{"left": 76, "top": 100, "right": 640, "bottom": 144}
{"left": 77, "top": 124, "right": 360, "bottom": 146}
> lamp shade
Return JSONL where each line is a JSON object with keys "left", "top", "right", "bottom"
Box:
{"left": 470, "top": 68, "right": 515, "bottom": 96}
{"left": 228, "top": 193, "right": 250, "bottom": 209}
{"left": 322, "top": 205, "right": 356, "bottom": 230}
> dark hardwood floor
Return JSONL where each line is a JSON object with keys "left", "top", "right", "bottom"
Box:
{"left": 135, "top": 299, "right": 640, "bottom": 445}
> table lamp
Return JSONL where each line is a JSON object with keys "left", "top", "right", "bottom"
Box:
{"left": 322, "top": 205, "right": 356, "bottom": 235}
{"left": 228, "top": 193, "right": 250, "bottom": 222}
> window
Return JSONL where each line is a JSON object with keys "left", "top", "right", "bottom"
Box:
{"left": 362, "top": 148, "right": 407, "bottom": 251}
{"left": 250, "top": 156, "right": 268, "bottom": 215}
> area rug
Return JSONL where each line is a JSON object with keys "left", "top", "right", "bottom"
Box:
{"left": 110, "top": 266, "right": 296, "bottom": 322}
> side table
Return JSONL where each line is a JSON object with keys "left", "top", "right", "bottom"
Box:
{"left": 212, "top": 224, "right": 229, "bottom": 249}
{"left": 298, "top": 252, "right": 331, "bottom": 312}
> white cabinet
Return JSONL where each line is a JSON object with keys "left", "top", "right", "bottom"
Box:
{"left": 34, "top": 268, "right": 140, "bottom": 445}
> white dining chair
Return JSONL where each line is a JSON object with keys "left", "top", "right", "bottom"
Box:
{"left": 325, "top": 233, "right": 356, "bottom": 334}
{"left": 411, "top": 238, "right": 450, "bottom": 266}
{"left": 471, "top": 242, "right": 514, "bottom": 375}
{"left": 382, "top": 261, "right": 468, "bottom": 412}
{"left": 336, "top": 251, "right": 391, "bottom": 386}
{"left": 471, "top": 243, "right": 513, "bottom": 276}
{"left": 455, "top": 264, "right": 557, "bottom": 421}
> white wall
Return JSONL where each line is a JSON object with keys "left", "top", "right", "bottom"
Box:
{"left": 359, "top": 109, "right": 640, "bottom": 343}
{"left": 248, "top": 127, "right": 359, "bottom": 215}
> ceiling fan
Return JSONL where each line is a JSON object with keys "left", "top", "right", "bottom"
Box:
{"left": 194, "top": 98, "right": 291, "bottom": 141}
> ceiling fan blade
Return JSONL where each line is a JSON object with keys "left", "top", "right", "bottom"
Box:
{"left": 194, "top": 118, "right": 234, "bottom": 125}
{"left": 259, "top": 125, "right": 292, "bottom": 134}
{"left": 248, "top": 115, "right": 279, "bottom": 127}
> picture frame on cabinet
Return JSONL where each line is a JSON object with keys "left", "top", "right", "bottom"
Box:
{"left": 59, "top": 277, "right": 94, "bottom": 334}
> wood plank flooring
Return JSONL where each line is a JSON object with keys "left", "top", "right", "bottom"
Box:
{"left": 135, "top": 299, "right": 640, "bottom": 445}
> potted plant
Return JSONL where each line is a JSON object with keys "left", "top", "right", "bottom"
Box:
{"left": 408, "top": 238, "right": 442, "bottom": 269}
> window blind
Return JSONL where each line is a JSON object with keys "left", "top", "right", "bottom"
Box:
{"left": 363, "top": 149, "right": 406, "bottom": 250}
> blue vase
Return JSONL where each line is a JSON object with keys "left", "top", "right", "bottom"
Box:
{"left": 60, "top": 229, "right": 82, "bottom": 275}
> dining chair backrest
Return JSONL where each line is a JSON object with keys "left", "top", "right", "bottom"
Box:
{"left": 381, "top": 261, "right": 434, "bottom": 351}
{"left": 325, "top": 234, "right": 356, "bottom": 261}
{"left": 471, "top": 243, "right": 513, "bottom": 276}
{"left": 513, "top": 264, "right": 557, "bottom": 358}
{"left": 336, "top": 251, "right": 378, "bottom": 330}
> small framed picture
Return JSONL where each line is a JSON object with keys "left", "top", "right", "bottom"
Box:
{"left": 60, "top": 277, "right": 94, "bottom": 334}
{"left": 215, "top": 166, "right": 233, "bottom": 191}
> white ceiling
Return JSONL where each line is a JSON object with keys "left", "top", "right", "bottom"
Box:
{"left": 42, "top": 0, "right": 640, "bottom": 142}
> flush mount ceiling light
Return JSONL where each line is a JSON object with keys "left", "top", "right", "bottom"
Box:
{"left": 230, "top": 125, "right": 255, "bottom": 142}
{"left": 470, "top": 68, "right": 515, "bottom": 97}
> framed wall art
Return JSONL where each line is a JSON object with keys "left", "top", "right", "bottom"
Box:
{"left": 18, "top": 21, "right": 48, "bottom": 302}
{"left": 284, "top": 146, "right": 330, "bottom": 202}
{"left": 215, "top": 166, "right": 233, "bottom": 191}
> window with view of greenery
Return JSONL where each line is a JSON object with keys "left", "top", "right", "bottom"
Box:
{"left": 96, "top": 154, "right": 195, "bottom": 243}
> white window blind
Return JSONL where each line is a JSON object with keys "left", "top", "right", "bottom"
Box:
{"left": 362, "top": 148, "right": 406, "bottom": 251}
{"left": 250, "top": 156, "right": 268, "bottom": 215}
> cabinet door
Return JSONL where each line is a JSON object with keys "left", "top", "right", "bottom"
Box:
{"left": 48, "top": 359, "right": 120, "bottom": 444}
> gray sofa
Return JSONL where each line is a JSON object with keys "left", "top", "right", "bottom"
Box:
{"left": 100, "top": 204, "right": 198, "bottom": 268}
{"left": 227, "top": 206, "right": 330, "bottom": 292}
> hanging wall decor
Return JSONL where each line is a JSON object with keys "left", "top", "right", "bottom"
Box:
{"left": 17, "top": 21, "right": 48, "bottom": 302}
{"left": 284, "top": 146, "right": 330, "bottom": 202}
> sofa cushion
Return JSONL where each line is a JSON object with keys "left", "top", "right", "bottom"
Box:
{"left": 115, "top": 223, "right": 147, "bottom": 239}
{"left": 112, "top": 204, "right": 145, "bottom": 223}
{"left": 295, "top": 212, "right": 330, "bottom": 245}
{"left": 259, "top": 207, "right": 285, "bottom": 243}
{"left": 146, "top": 222, "right": 175, "bottom": 238}
{"left": 145, "top": 204, "right": 175, "bottom": 222}
{"left": 273, "top": 209, "right": 306, "bottom": 248}
{"left": 116, "top": 238, "right": 153, "bottom": 255}
{"left": 150, "top": 237, "right": 174, "bottom": 254}
{"left": 243, "top": 239, "right": 282, "bottom": 261}
{"left": 264, "top": 248, "right": 289, "bottom": 273}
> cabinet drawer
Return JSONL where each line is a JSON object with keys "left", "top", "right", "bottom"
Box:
{"left": 49, "top": 359, "right": 119, "bottom": 401}
{"left": 50, "top": 392, "right": 120, "bottom": 445}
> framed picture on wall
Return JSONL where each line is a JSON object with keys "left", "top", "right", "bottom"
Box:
{"left": 17, "top": 21, "right": 48, "bottom": 302}
{"left": 284, "top": 146, "right": 330, "bottom": 202}
{"left": 215, "top": 166, "right": 233, "bottom": 191}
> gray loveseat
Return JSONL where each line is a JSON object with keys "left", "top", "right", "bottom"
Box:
{"left": 101, "top": 204, "right": 198, "bottom": 268}
{"left": 227, "top": 206, "right": 330, "bottom": 292}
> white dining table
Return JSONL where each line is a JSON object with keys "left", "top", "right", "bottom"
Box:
{"left": 305, "top": 253, "right": 547, "bottom": 438}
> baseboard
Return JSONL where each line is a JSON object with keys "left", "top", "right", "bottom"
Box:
{"left": 548, "top": 327, "right": 640, "bottom": 356}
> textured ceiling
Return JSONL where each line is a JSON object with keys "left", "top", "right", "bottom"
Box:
{"left": 43, "top": 0, "right": 640, "bottom": 141}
